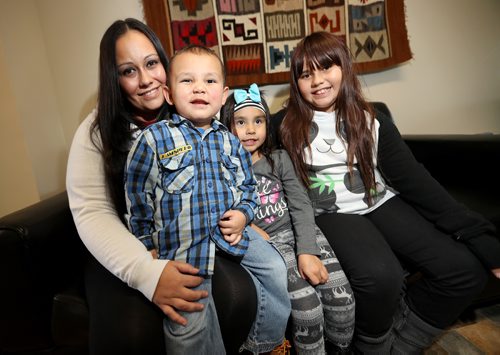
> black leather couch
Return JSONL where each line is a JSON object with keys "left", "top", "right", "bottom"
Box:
{"left": 1, "top": 102, "right": 500, "bottom": 354}
{"left": 0, "top": 198, "right": 256, "bottom": 355}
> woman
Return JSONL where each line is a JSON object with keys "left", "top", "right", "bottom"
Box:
{"left": 66, "top": 18, "right": 255, "bottom": 354}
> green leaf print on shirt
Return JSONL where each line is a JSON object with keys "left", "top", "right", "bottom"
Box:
{"left": 310, "top": 176, "right": 344, "bottom": 194}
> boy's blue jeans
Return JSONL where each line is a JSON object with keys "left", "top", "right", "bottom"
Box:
{"left": 240, "top": 226, "right": 291, "bottom": 354}
{"left": 163, "top": 227, "right": 290, "bottom": 354}
{"left": 163, "top": 278, "right": 222, "bottom": 355}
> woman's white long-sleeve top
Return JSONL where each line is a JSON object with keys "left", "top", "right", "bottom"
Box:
{"left": 66, "top": 110, "right": 168, "bottom": 300}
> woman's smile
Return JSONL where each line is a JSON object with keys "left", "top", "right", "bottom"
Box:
{"left": 138, "top": 86, "right": 161, "bottom": 99}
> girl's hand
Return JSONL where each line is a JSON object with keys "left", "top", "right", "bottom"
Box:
{"left": 152, "top": 261, "right": 208, "bottom": 326}
{"left": 250, "top": 223, "right": 270, "bottom": 241}
{"left": 298, "top": 254, "right": 329, "bottom": 286}
{"left": 492, "top": 268, "right": 500, "bottom": 279}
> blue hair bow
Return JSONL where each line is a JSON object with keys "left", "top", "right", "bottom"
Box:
{"left": 234, "top": 83, "right": 261, "bottom": 104}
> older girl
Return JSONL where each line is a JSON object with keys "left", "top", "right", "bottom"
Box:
{"left": 279, "top": 31, "right": 500, "bottom": 353}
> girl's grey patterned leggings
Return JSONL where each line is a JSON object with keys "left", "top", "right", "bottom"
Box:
{"left": 270, "top": 227, "right": 355, "bottom": 354}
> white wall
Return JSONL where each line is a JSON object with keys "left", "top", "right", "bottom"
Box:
{"left": 1, "top": 0, "right": 499, "bottom": 216}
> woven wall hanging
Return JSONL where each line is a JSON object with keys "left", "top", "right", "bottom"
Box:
{"left": 143, "top": 0, "right": 412, "bottom": 88}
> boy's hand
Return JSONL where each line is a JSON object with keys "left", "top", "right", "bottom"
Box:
{"left": 298, "top": 254, "right": 329, "bottom": 286}
{"left": 492, "top": 268, "right": 500, "bottom": 279}
{"left": 219, "top": 209, "right": 246, "bottom": 245}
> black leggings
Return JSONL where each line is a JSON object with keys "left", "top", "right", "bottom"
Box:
{"left": 85, "top": 256, "right": 165, "bottom": 355}
{"left": 315, "top": 196, "right": 488, "bottom": 337}
{"left": 85, "top": 253, "right": 256, "bottom": 355}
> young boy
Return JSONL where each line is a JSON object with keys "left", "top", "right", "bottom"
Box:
{"left": 124, "top": 45, "right": 290, "bottom": 354}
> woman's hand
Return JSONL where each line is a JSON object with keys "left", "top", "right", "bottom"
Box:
{"left": 492, "top": 268, "right": 500, "bottom": 279}
{"left": 298, "top": 254, "right": 329, "bottom": 286}
{"left": 152, "top": 261, "right": 208, "bottom": 326}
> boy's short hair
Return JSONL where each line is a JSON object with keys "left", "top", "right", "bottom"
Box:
{"left": 168, "top": 45, "right": 226, "bottom": 85}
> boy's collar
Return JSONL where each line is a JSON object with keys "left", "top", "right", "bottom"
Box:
{"left": 171, "top": 113, "right": 227, "bottom": 131}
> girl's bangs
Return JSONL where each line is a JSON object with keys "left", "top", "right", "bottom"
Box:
{"left": 297, "top": 46, "right": 338, "bottom": 75}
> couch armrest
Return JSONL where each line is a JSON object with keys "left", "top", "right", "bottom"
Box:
{"left": 0, "top": 191, "right": 87, "bottom": 353}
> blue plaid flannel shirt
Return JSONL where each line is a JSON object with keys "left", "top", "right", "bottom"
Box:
{"left": 124, "top": 114, "right": 259, "bottom": 275}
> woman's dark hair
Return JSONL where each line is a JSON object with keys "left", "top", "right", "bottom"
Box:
{"left": 220, "top": 91, "right": 275, "bottom": 171}
{"left": 280, "top": 31, "right": 377, "bottom": 204}
{"left": 90, "top": 18, "right": 169, "bottom": 217}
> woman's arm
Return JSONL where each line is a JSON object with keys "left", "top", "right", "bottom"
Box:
{"left": 67, "top": 112, "right": 208, "bottom": 323}
{"left": 66, "top": 111, "right": 167, "bottom": 300}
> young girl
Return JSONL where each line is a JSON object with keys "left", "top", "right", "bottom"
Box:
{"left": 221, "top": 84, "right": 355, "bottom": 354}
{"left": 280, "top": 31, "right": 500, "bottom": 353}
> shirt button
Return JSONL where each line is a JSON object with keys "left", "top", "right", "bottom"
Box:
{"left": 208, "top": 182, "right": 213, "bottom": 188}
{"left": 211, "top": 208, "right": 216, "bottom": 213}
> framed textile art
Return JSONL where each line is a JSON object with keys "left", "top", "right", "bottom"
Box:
{"left": 142, "top": 0, "right": 412, "bottom": 88}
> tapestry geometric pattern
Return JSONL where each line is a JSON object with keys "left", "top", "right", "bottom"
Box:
{"left": 144, "top": 0, "right": 412, "bottom": 87}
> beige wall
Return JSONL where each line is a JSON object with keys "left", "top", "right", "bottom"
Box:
{"left": 35, "top": 0, "right": 145, "bottom": 142}
{"left": 363, "top": 0, "right": 500, "bottom": 134}
{"left": 1, "top": 0, "right": 499, "bottom": 216}
{"left": 0, "top": 35, "right": 40, "bottom": 216}
{"left": 264, "top": 0, "right": 500, "bottom": 135}
{"left": 0, "top": 0, "right": 68, "bottom": 216}
{"left": 0, "top": 0, "right": 144, "bottom": 217}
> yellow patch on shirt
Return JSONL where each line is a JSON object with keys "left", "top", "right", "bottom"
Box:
{"left": 159, "top": 145, "right": 192, "bottom": 159}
